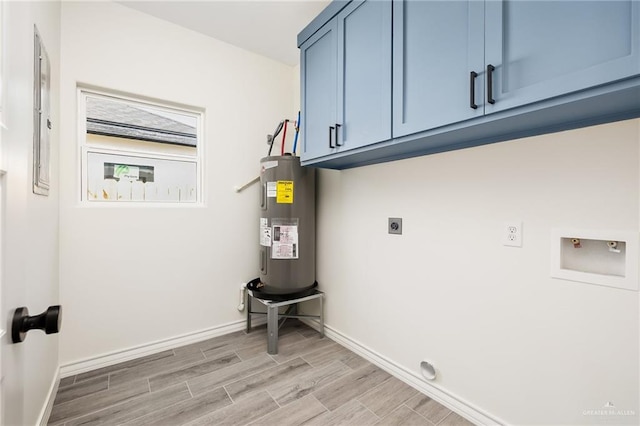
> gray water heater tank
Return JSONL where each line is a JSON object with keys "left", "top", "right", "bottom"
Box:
{"left": 258, "top": 155, "right": 316, "bottom": 297}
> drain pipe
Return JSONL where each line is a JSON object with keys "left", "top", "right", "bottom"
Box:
{"left": 237, "top": 283, "right": 246, "bottom": 311}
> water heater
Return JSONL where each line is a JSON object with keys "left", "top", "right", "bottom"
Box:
{"left": 256, "top": 155, "right": 316, "bottom": 298}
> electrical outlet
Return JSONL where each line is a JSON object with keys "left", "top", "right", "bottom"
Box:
{"left": 503, "top": 222, "right": 522, "bottom": 247}
{"left": 389, "top": 218, "right": 402, "bottom": 235}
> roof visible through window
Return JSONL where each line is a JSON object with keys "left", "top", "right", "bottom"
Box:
{"left": 86, "top": 96, "right": 197, "bottom": 147}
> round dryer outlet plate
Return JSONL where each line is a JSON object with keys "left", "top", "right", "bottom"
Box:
{"left": 388, "top": 218, "right": 402, "bottom": 235}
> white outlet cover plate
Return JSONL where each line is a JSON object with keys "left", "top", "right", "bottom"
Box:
{"left": 503, "top": 221, "right": 523, "bottom": 247}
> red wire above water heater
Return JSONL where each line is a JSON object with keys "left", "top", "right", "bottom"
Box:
{"left": 280, "top": 120, "right": 289, "bottom": 156}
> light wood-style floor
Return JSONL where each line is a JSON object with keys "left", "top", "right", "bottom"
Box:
{"left": 49, "top": 320, "right": 475, "bottom": 426}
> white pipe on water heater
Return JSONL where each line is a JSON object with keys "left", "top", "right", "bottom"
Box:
{"left": 237, "top": 283, "right": 246, "bottom": 311}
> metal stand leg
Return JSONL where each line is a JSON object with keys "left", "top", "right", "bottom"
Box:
{"left": 249, "top": 291, "right": 324, "bottom": 354}
{"left": 319, "top": 293, "right": 324, "bottom": 338}
{"left": 246, "top": 293, "right": 252, "bottom": 333}
{"left": 267, "top": 304, "right": 279, "bottom": 354}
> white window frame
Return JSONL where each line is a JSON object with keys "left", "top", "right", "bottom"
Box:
{"left": 77, "top": 87, "right": 204, "bottom": 205}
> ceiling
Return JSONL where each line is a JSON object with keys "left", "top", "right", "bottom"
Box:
{"left": 119, "top": 0, "right": 331, "bottom": 66}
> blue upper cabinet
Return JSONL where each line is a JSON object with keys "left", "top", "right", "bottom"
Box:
{"left": 300, "top": 0, "right": 391, "bottom": 162}
{"left": 298, "top": 0, "right": 640, "bottom": 169}
{"left": 393, "top": 0, "right": 485, "bottom": 138}
{"left": 300, "top": 20, "right": 337, "bottom": 160}
{"left": 394, "top": 0, "right": 640, "bottom": 134}
{"left": 337, "top": 0, "right": 392, "bottom": 150}
{"left": 485, "top": 0, "right": 640, "bottom": 113}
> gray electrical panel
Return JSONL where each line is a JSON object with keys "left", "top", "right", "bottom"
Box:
{"left": 258, "top": 155, "right": 316, "bottom": 296}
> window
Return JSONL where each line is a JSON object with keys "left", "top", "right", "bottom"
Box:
{"left": 79, "top": 89, "right": 203, "bottom": 203}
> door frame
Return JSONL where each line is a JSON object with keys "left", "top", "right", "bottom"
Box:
{"left": 0, "top": 0, "right": 6, "bottom": 422}
{"left": 0, "top": 170, "right": 5, "bottom": 426}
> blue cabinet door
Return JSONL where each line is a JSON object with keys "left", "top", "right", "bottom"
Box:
{"left": 392, "top": 0, "right": 485, "bottom": 138}
{"left": 300, "top": 20, "right": 337, "bottom": 161}
{"left": 336, "top": 0, "right": 392, "bottom": 150}
{"left": 485, "top": 0, "right": 640, "bottom": 113}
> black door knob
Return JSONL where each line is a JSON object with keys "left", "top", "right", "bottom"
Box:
{"left": 12, "top": 305, "right": 62, "bottom": 344}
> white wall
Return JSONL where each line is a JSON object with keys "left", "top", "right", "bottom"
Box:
{"left": 58, "top": 2, "right": 295, "bottom": 365}
{"left": 1, "top": 1, "right": 61, "bottom": 425}
{"left": 316, "top": 118, "right": 640, "bottom": 425}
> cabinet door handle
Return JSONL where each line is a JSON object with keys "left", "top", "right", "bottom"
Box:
{"left": 329, "top": 125, "right": 335, "bottom": 148}
{"left": 335, "top": 123, "right": 342, "bottom": 146}
{"left": 469, "top": 71, "right": 478, "bottom": 109}
{"left": 486, "top": 64, "right": 496, "bottom": 104}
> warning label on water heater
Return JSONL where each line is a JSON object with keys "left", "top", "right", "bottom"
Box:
{"left": 276, "top": 181, "right": 294, "bottom": 204}
{"left": 260, "top": 218, "right": 271, "bottom": 247}
{"left": 271, "top": 219, "right": 299, "bottom": 259}
{"left": 266, "top": 182, "right": 277, "bottom": 198}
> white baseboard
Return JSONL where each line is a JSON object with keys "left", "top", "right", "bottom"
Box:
{"left": 38, "top": 367, "right": 60, "bottom": 426}
{"left": 301, "top": 319, "right": 504, "bottom": 426}
{"left": 59, "top": 317, "right": 265, "bottom": 377}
